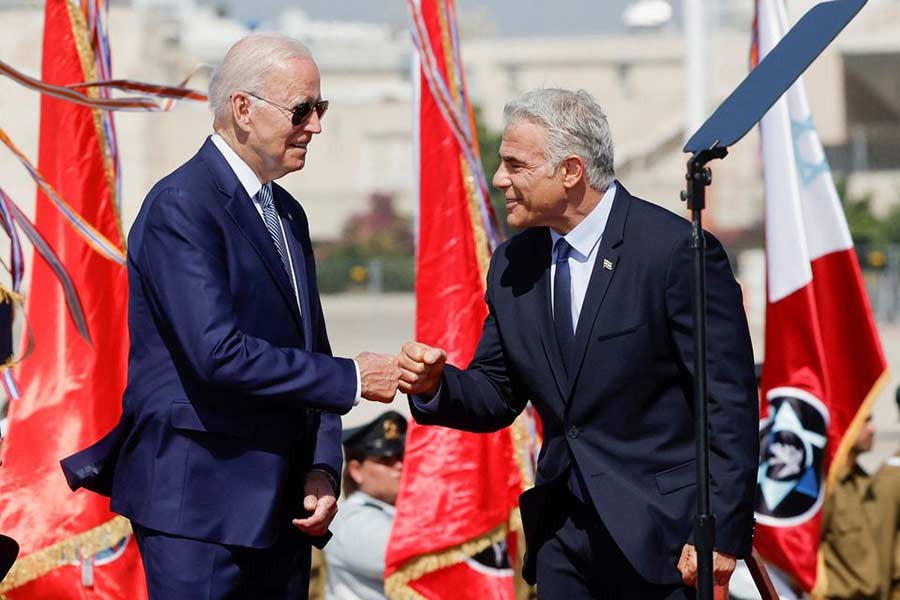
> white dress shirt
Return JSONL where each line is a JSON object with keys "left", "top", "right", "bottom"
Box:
{"left": 549, "top": 182, "right": 617, "bottom": 331}
{"left": 210, "top": 134, "right": 362, "bottom": 404}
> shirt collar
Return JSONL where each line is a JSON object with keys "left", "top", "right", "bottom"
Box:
{"left": 550, "top": 182, "right": 617, "bottom": 260}
{"left": 210, "top": 133, "right": 265, "bottom": 200}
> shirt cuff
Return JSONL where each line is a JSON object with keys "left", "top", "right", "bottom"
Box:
{"left": 353, "top": 360, "right": 362, "bottom": 406}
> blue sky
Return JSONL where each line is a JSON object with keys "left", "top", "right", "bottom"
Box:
{"left": 221, "top": 0, "right": 682, "bottom": 36}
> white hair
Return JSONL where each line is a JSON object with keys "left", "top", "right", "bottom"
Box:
{"left": 208, "top": 33, "right": 313, "bottom": 125}
{"left": 503, "top": 88, "right": 616, "bottom": 191}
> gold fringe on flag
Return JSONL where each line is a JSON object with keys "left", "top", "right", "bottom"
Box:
{"left": 0, "top": 285, "right": 24, "bottom": 305}
{"left": 385, "top": 519, "right": 513, "bottom": 600}
{"left": 460, "top": 156, "right": 492, "bottom": 282}
{"left": 0, "top": 284, "right": 28, "bottom": 369}
{"left": 822, "top": 369, "right": 891, "bottom": 495}
{"left": 510, "top": 414, "right": 536, "bottom": 492}
{"left": 64, "top": 0, "right": 123, "bottom": 232}
{"left": 0, "top": 516, "right": 134, "bottom": 594}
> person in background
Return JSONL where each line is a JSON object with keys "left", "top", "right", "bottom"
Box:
{"left": 820, "top": 415, "right": 879, "bottom": 600}
{"left": 869, "top": 387, "right": 900, "bottom": 600}
{"left": 325, "top": 412, "right": 406, "bottom": 600}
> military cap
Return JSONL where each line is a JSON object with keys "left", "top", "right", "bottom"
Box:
{"left": 342, "top": 411, "right": 407, "bottom": 458}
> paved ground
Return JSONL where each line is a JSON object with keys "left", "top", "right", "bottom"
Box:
{"left": 323, "top": 292, "right": 900, "bottom": 471}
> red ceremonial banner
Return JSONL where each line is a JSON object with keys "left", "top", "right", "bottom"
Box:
{"left": 0, "top": 1, "right": 145, "bottom": 597}
{"left": 751, "top": 0, "right": 888, "bottom": 592}
{"left": 385, "top": 1, "right": 533, "bottom": 598}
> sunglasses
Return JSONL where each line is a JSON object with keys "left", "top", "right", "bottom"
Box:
{"left": 243, "top": 91, "right": 329, "bottom": 126}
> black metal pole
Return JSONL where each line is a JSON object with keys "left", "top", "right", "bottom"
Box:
{"left": 683, "top": 147, "right": 726, "bottom": 600}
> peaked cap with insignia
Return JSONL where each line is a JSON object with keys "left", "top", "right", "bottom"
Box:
{"left": 342, "top": 411, "right": 407, "bottom": 458}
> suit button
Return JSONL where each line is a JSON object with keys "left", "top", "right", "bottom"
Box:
{"left": 567, "top": 426, "right": 580, "bottom": 439}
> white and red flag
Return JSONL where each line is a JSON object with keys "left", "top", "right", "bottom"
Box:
{"left": 751, "top": 0, "right": 888, "bottom": 592}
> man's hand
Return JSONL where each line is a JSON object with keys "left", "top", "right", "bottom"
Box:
{"left": 398, "top": 341, "right": 447, "bottom": 396}
{"left": 676, "top": 544, "right": 737, "bottom": 588}
{"left": 292, "top": 470, "right": 338, "bottom": 537}
{"left": 356, "top": 352, "right": 400, "bottom": 403}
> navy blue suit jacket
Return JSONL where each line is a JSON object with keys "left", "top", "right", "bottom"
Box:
{"left": 411, "top": 183, "right": 758, "bottom": 585}
{"left": 62, "top": 138, "right": 356, "bottom": 549}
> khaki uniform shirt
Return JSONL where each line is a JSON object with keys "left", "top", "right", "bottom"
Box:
{"left": 871, "top": 454, "right": 900, "bottom": 600}
{"left": 821, "top": 461, "right": 880, "bottom": 600}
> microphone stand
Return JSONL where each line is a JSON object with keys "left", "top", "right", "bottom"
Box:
{"left": 681, "top": 145, "right": 727, "bottom": 600}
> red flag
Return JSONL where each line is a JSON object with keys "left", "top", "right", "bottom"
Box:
{"left": 0, "top": 1, "right": 145, "bottom": 597}
{"left": 751, "top": 0, "right": 888, "bottom": 592}
{"left": 384, "top": 1, "right": 535, "bottom": 597}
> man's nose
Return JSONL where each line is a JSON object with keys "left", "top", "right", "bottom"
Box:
{"left": 492, "top": 166, "right": 509, "bottom": 189}
{"left": 303, "top": 110, "right": 323, "bottom": 134}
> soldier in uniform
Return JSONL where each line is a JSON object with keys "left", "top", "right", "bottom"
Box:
{"left": 869, "top": 387, "right": 900, "bottom": 600}
{"left": 820, "top": 415, "right": 880, "bottom": 600}
{"left": 324, "top": 412, "right": 406, "bottom": 600}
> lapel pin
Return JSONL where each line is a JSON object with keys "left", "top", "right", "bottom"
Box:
{"left": 603, "top": 258, "right": 614, "bottom": 271}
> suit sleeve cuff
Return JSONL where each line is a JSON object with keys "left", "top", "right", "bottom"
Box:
{"left": 411, "top": 382, "right": 442, "bottom": 413}
{"left": 310, "top": 466, "right": 339, "bottom": 495}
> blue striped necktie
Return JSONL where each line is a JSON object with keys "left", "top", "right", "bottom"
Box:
{"left": 256, "top": 184, "right": 292, "bottom": 283}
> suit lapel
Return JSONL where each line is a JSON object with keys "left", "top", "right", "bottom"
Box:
{"left": 566, "top": 184, "right": 631, "bottom": 398}
{"left": 276, "top": 188, "right": 314, "bottom": 349}
{"left": 527, "top": 231, "right": 569, "bottom": 403}
{"left": 223, "top": 186, "right": 304, "bottom": 333}
{"left": 200, "top": 138, "right": 304, "bottom": 333}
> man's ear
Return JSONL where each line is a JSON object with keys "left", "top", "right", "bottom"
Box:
{"left": 347, "top": 459, "right": 364, "bottom": 485}
{"left": 561, "top": 155, "right": 586, "bottom": 189}
{"left": 231, "top": 92, "right": 254, "bottom": 132}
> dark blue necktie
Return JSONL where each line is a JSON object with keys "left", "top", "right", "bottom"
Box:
{"left": 553, "top": 238, "right": 575, "bottom": 370}
{"left": 555, "top": 238, "right": 590, "bottom": 501}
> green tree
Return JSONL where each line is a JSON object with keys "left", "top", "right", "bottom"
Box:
{"left": 836, "top": 177, "right": 882, "bottom": 245}
{"left": 879, "top": 203, "right": 900, "bottom": 245}
{"left": 313, "top": 192, "right": 415, "bottom": 293}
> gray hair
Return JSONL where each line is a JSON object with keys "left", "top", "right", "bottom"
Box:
{"left": 503, "top": 89, "right": 615, "bottom": 191}
{"left": 209, "top": 33, "right": 313, "bottom": 124}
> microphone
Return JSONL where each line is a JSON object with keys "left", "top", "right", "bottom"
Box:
{"left": 0, "top": 534, "right": 19, "bottom": 582}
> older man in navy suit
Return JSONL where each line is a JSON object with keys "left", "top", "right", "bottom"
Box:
{"left": 399, "top": 89, "right": 758, "bottom": 599}
{"left": 62, "top": 34, "right": 399, "bottom": 598}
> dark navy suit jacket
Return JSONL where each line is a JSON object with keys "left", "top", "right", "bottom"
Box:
{"left": 62, "top": 138, "right": 356, "bottom": 550}
{"left": 411, "top": 183, "right": 758, "bottom": 585}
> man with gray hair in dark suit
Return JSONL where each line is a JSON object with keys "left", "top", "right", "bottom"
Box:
{"left": 399, "top": 88, "right": 758, "bottom": 599}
